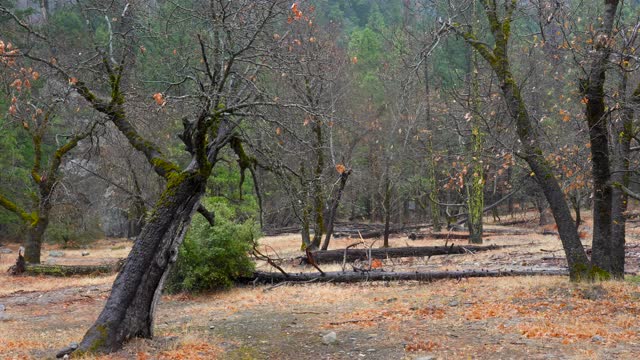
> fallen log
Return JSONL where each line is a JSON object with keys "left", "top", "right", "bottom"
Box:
{"left": 16, "top": 261, "right": 124, "bottom": 277}
{"left": 250, "top": 269, "right": 569, "bottom": 283}
{"left": 305, "top": 244, "right": 507, "bottom": 264}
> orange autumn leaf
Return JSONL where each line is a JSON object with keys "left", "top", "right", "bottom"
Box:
{"left": 68, "top": 77, "right": 78, "bottom": 85}
{"left": 351, "top": 56, "right": 358, "bottom": 64}
{"left": 152, "top": 92, "right": 165, "bottom": 106}
{"left": 291, "top": 3, "right": 303, "bottom": 20}
{"left": 276, "top": 127, "right": 282, "bottom": 135}
{"left": 371, "top": 258, "right": 383, "bottom": 269}
{"left": 335, "top": 164, "right": 346, "bottom": 174}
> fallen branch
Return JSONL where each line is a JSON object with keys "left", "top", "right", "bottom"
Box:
{"left": 253, "top": 245, "right": 289, "bottom": 278}
{"left": 249, "top": 269, "right": 569, "bottom": 284}
{"left": 14, "top": 261, "right": 124, "bottom": 277}
{"left": 304, "top": 244, "right": 508, "bottom": 264}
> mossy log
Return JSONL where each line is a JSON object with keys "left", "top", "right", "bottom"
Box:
{"left": 21, "top": 261, "right": 124, "bottom": 276}
{"left": 250, "top": 269, "right": 569, "bottom": 284}
{"left": 305, "top": 244, "right": 507, "bottom": 264}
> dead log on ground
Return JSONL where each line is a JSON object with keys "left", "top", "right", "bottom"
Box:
{"left": 13, "top": 260, "right": 124, "bottom": 277}
{"left": 304, "top": 244, "right": 507, "bottom": 264}
{"left": 250, "top": 269, "right": 569, "bottom": 284}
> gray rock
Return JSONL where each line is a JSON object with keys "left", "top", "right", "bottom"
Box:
{"left": 416, "top": 356, "right": 436, "bottom": 360}
{"left": 81, "top": 251, "right": 90, "bottom": 256}
{"left": 0, "top": 304, "right": 5, "bottom": 311}
{"left": 448, "top": 300, "right": 459, "bottom": 307}
{"left": 0, "top": 248, "right": 12, "bottom": 254}
{"left": 322, "top": 331, "right": 337, "bottom": 345}
{"left": 48, "top": 250, "right": 65, "bottom": 257}
{"left": 591, "top": 335, "right": 605, "bottom": 343}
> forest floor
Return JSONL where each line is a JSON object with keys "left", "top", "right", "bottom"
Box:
{"left": 2, "top": 214, "right": 640, "bottom": 359}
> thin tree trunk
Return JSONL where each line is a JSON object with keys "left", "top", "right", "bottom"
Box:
{"left": 78, "top": 172, "right": 207, "bottom": 354}
{"left": 383, "top": 176, "right": 391, "bottom": 248}
{"left": 311, "top": 121, "right": 324, "bottom": 249}
{"left": 321, "top": 170, "right": 351, "bottom": 250}
{"left": 467, "top": 41, "right": 484, "bottom": 244}
{"left": 423, "top": 57, "right": 441, "bottom": 232}
{"left": 610, "top": 72, "right": 636, "bottom": 278}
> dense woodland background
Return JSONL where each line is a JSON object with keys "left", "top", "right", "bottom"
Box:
{"left": 1, "top": 0, "right": 640, "bottom": 356}
{"left": 1, "top": 0, "right": 639, "bottom": 253}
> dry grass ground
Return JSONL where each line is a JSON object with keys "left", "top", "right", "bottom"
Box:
{"left": 1, "top": 214, "right": 640, "bottom": 359}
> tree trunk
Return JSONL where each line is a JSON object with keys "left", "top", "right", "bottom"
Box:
{"left": 466, "top": 2, "right": 484, "bottom": 245}
{"left": 580, "top": 0, "right": 620, "bottom": 274}
{"left": 570, "top": 193, "right": 582, "bottom": 229}
{"left": 311, "top": 121, "right": 324, "bottom": 249}
{"left": 423, "top": 56, "right": 442, "bottom": 232}
{"left": 383, "top": 176, "right": 392, "bottom": 248}
{"left": 24, "top": 185, "right": 53, "bottom": 264}
{"left": 77, "top": 172, "right": 206, "bottom": 354}
{"left": 321, "top": 170, "right": 351, "bottom": 250}
{"left": 23, "top": 218, "right": 48, "bottom": 264}
{"left": 610, "top": 72, "right": 635, "bottom": 278}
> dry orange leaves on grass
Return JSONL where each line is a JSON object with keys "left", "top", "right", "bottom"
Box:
{"left": 134, "top": 342, "right": 222, "bottom": 360}
{"left": 0, "top": 339, "right": 45, "bottom": 359}
{"left": 325, "top": 304, "right": 447, "bottom": 329}
{"left": 466, "top": 284, "right": 640, "bottom": 343}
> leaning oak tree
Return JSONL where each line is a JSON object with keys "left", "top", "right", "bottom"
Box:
{"left": 444, "top": 0, "right": 595, "bottom": 280}
{"left": 4, "top": 0, "right": 288, "bottom": 354}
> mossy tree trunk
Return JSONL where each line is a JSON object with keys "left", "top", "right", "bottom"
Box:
{"left": 467, "top": 40, "right": 484, "bottom": 244}
{"left": 610, "top": 73, "right": 639, "bottom": 278}
{"left": 310, "top": 120, "right": 325, "bottom": 249}
{"left": 580, "top": 0, "right": 620, "bottom": 275}
{"left": 78, "top": 171, "right": 208, "bottom": 353}
{"left": 450, "top": 0, "right": 592, "bottom": 280}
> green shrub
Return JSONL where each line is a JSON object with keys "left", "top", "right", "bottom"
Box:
{"left": 165, "top": 200, "right": 258, "bottom": 293}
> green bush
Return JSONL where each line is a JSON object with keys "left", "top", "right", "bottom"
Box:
{"left": 165, "top": 200, "right": 258, "bottom": 293}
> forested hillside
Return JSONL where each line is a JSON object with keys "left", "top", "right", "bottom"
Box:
{"left": 1, "top": 0, "right": 640, "bottom": 358}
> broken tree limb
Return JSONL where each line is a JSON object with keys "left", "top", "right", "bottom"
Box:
{"left": 250, "top": 269, "right": 569, "bottom": 284}
{"left": 304, "top": 244, "right": 508, "bottom": 264}
{"left": 197, "top": 204, "right": 215, "bottom": 226}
